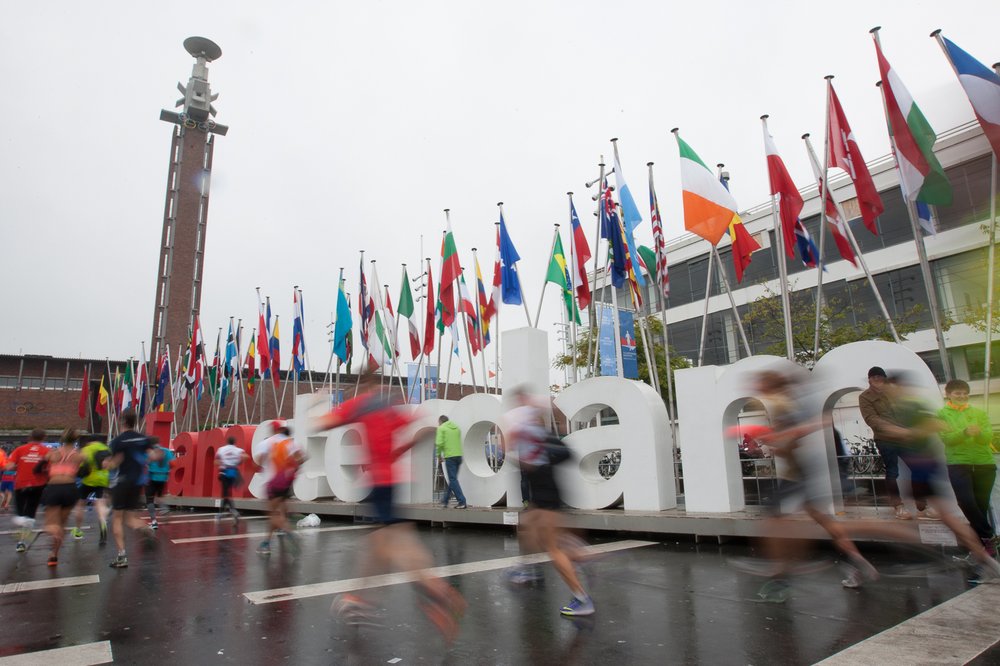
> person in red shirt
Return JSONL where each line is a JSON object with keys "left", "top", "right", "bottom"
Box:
{"left": 5, "top": 428, "right": 51, "bottom": 552}
{"left": 325, "top": 374, "right": 465, "bottom": 644}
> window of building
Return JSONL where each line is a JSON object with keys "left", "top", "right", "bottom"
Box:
{"left": 937, "top": 155, "right": 994, "bottom": 232}
{"left": 965, "top": 342, "right": 1000, "bottom": 380}
{"left": 0, "top": 376, "right": 17, "bottom": 389}
{"left": 20, "top": 377, "right": 42, "bottom": 389}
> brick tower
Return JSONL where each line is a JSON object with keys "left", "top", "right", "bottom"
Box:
{"left": 150, "top": 37, "right": 228, "bottom": 364}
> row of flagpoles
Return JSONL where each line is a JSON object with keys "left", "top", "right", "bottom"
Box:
{"left": 81, "top": 27, "right": 999, "bottom": 436}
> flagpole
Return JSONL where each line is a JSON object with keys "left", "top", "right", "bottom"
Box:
{"left": 299, "top": 288, "right": 317, "bottom": 394}
{"left": 762, "top": 116, "right": 795, "bottom": 362}
{"left": 713, "top": 166, "right": 753, "bottom": 359}
{"left": 535, "top": 225, "right": 561, "bottom": 327}
{"left": 443, "top": 327, "right": 454, "bottom": 400}
{"left": 105, "top": 359, "right": 115, "bottom": 438}
{"left": 267, "top": 298, "right": 280, "bottom": 419}
{"left": 695, "top": 245, "right": 716, "bottom": 367}
{"left": 292, "top": 287, "right": 300, "bottom": 405}
{"left": 868, "top": 52, "right": 951, "bottom": 380}
{"left": 85, "top": 362, "right": 94, "bottom": 434}
{"left": 813, "top": 77, "right": 834, "bottom": 363}
{"left": 803, "top": 133, "right": 901, "bottom": 348}
{"left": 458, "top": 268, "right": 480, "bottom": 394}
{"left": 387, "top": 279, "right": 407, "bottom": 401}
{"left": 647, "top": 162, "right": 678, "bottom": 442}
{"left": 334, "top": 269, "right": 345, "bottom": 406}
{"left": 587, "top": 161, "right": 607, "bottom": 376}
{"left": 426, "top": 256, "right": 436, "bottom": 402}
{"left": 491, "top": 241, "right": 501, "bottom": 394}
{"left": 565, "top": 193, "right": 581, "bottom": 384}
{"left": 471, "top": 250, "right": 491, "bottom": 393}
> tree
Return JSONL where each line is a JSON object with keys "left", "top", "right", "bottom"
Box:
{"left": 959, "top": 223, "right": 1000, "bottom": 334}
{"left": 742, "top": 282, "right": 931, "bottom": 366}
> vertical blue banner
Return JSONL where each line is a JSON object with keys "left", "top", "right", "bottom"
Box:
{"left": 598, "top": 305, "right": 618, "bottom": 377}
{"left": 407, "top": 363, "right": 439, "bottom": 403}
{"left": 618, "top": 310, "right": 639, "bottom": 379}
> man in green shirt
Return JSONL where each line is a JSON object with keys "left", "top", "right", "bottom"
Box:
{"left": 939, "top": 379, "right": 997, "bottom": 555}
{"left": 73, "top": 435, "right": 112, "bottom": 544}
{"left": 435, "top": 416, "right": 466, "bottom": 509}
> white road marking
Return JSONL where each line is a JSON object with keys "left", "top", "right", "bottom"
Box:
{"left": 0, "top": 575, "right": 100, "bottom": 594}
{"left": 144, "top": 515, "right": 267, "bottom": 526}
{"left": 171, "top": 524, "right": 373, "bottom": 544}
{"left": 817, "top": 583, "right": 1000, "bottom": 665}
{"left": 244, "top": 539, "right": 657, "bottom": 604}
{"left": 0, "top": 640, "right": 112, "bottom": 665}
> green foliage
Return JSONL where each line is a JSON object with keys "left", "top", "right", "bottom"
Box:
{"left": 742, "top": 283, "right": 930, "bottom": 366}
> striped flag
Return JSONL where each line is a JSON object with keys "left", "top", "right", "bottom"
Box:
{"left": 612, "top": 142, "right": 645, "bottom": 286}
{"left": 458, "top": 270, "right": 481, "bottom": 355}
{"left": 936, "top": 33, "right": 1000, "bottom": 158}
{"left": 423, "top": 260, "right": 436, "bottom": 356}
{"left": 647, "top": 169, "right": 669, "bottom": 300}
{"left": 763, "top": 120, "right": 817, "bottom": 267}
{"left": 873, "top": 33, "right": 952, "bottom": 209}
{"left": 569, "top": 197, "right": 592, "bottom": 309}
{"left": 439, "top": 223, "right": 462, "bottom": 326}
{"left": 483, "top": 225, "right": 502, "bottom": 322}
{"left": 244, "top": 331, "right": 257, "bottom": 396}
{"left": 474, "top": 255, "right": 492, "bottom": 347}
{"left": 292, "top": 290, "right": 307, "bottom": 376}
{"left": 367, "top": 263, "right": 394, "bottom": 368}
{"left": 674, "top": 131, "right": 741, "bottom": 244}
{"left": 398, "top": 266, "right": 421, "bottom": 359}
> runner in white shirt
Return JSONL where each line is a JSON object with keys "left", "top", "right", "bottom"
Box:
{"left": 215, "top": 437, "right": 249, "bottom": 522}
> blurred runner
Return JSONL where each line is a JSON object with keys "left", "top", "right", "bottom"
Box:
{"left": 751, "top": 370, "right": 879, "bottom": 600}
{"left": 39, "top": 428, "right": 84, "bottom": 566}
{"left": 503, "top": 386, "right": 594, "bottom": 617}
{"left": 5, "top": 429, "right": 49, "bottom": 553}
{"left": 216, "top": 436, "right": 249, "bottom": 523}
{"left": 146, "top": 440, "right": 175, "bottom": 529}
{"left": 325, "top": 373, "right": 465, "bottom": 644}
{"left": 255, "top": 423, "right": 304, "bottom": 555}
{"left": 0, "top": 446, "right": 12, "bottom": 511}
{"left": 72, "top": 434, "right": 111, "bottom": 544}
{"left": 884, "top": 373, "right": 1000, "bottom": 581}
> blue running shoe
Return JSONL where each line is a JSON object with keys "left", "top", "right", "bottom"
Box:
{"left": 560, "top": 596, "right": 595, "bottom": 616}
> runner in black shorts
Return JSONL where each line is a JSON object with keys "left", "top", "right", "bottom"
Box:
{"left": 106, "top": 410, "right": 162, "bottom": 569}
{"left": 40, "top": 429, "right": 84, "bottom": 566}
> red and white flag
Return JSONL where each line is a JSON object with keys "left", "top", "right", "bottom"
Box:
{"left": 827, "top": 82, "right": 884, "bottom": 235}
{"left": 806, "top": 134, "right": 858, "bottom": 266}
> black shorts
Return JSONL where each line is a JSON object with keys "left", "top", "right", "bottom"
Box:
{"left": 42, "top": 483, "right": 79, "bottom": 509}
{"left": 146, "top": 480, "right": 167, "bottom": 500}
{"left": 365, "top": 485, "right": 398, "bottom": 524}
{"left": 266, "top": 483, "right": 293, "bottom": 501}
{"left": 14, "top": 485, "right": 45, "bottom": 519}
{"left": 79, "top": 485, "right": 105, "bottom": 501}
{"left": 111, "top": 484, "right": 145, "bottom": 511}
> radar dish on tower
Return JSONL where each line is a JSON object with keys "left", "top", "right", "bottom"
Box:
{"left": 183, "top": 36, "right": 222, "bottom": 62}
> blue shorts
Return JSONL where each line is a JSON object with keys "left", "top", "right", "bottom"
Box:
{"left": 365, "top": 485, "right": 398, "bottom": 524}
{"left": 0, "top": 480, "right": 13, "bottom": 493}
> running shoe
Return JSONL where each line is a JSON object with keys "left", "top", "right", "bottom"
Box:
{"left": 47, "top": 555, "right": 58, "bottom": 567}
{"left": 230, "top": 508, "right": 240, "bottom": 523}
{"left": 756, "top": 578, "right": 791, "bottom": 603}
{"left": 72, "top": 527, "right": 85, "bottom": 540}
{"left": 256, "top": 541, "right": 271, "bottom": 555}
{"left": 560, "top": 596, "right": 595, "bottom": 616}
{"left": 109, "top": 555, "right": 128, "bottom": 568}
{"left": 894, "top": 506, "right": 913, "bottom": 520}
{"left": 918, "top": 507, "right": 941, "bottom": 520}
{"left": 455, "top": 504, "right": 467, "bottom": 509}
{"left": 150, "top": 519, "right": 158, "bottom": 530}
{"left": 505, "top": 566, "right": 545, "bottom": 585}
{"left": 841, "top": 566, "right": 863, "bottom": 588}
{"left": 99, "top": 521, "right": 108, "bottom": 545}
{"left": 15, "top": 542, "right": 26, "bottom": 553}
{"left": 332, "top": 594, "right": 380, "bottom": 626}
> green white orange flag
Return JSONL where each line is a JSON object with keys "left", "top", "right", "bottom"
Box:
{"left": 873, "top": 33, "right": 953, "bottom": 207}
{"left": 674, "top": 131, "right": 741, "bottom": 245}
{"left": 545, "top": 231, "right": 581, "bottom": 325}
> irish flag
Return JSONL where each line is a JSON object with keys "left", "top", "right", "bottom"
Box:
{"left": 873, "top": 34, "right": 952, "bottom": 206}
{"left": 674, "top": 131, "right": 741, "bottom": 245}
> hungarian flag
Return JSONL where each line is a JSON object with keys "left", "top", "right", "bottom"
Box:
{"left": 398, "top": 266, "right": 421, "bottom": 359}
{"left": 244, "top": 331, "right": 257, "bottom": 396}
{"left": 95, "top": 375, "right": 109, "bottom": 417}
{"left": 674, "top": 132, "right": 741, "bottom": 244}
{"left": 569, "top": 197, "right": 592, "bottom": 309}
{"left": 827, "top": 83, "right": 884, "bottom": 234}
{"left": 333, "top": 278, "right": 353, "bottom": 367}
{"left": 873, "top": 35, "right": 953, "bottom": 208}
{"left": 806, "top": 136, "right": 857, "bottom": 266}
{"left": 545, "top": 230, "right": 581, "bottom": 324}
{"left": 647, "top": 172, "right": 669, "bottom": 301}
{"left": 78, "top": 367, "right": 90, "bottom": 419}
{"left": 936, "top": 33, "right": 1000, "bottom": 158}
{"left": 439, "top": 223, "right": 462, "bottom": 327}
{"left": 763, "top": 121, "right": 817, "bottom": 267}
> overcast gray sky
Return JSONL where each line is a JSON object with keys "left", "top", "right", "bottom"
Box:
{"left": 2, "top": 1, "right": 997, "bottom": 383}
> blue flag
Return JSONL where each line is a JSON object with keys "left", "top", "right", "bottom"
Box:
{"left": 613, "top": 147, "right": 645, "bottom": 286}
{"left": 333, "top": 279, "right": 353, "bottom": 365}
{"left": 498, "top": 212, "right": 523, "bottom": 305}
